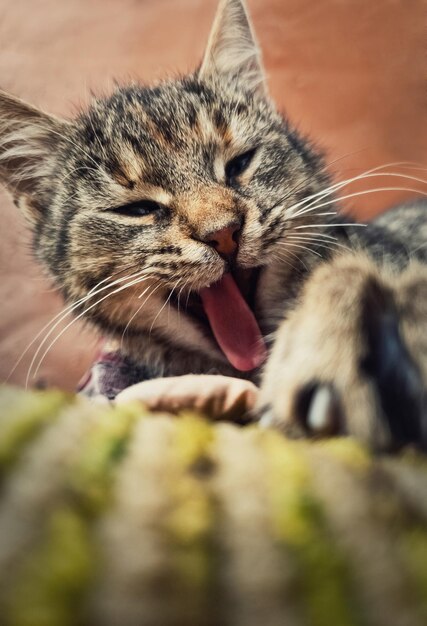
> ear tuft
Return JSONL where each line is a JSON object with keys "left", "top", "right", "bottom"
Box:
{"left": 199, "top": 0, "right": 267, "bottom": 95}
{"left": 0, "top": 91, "right": 66, "bottom": 221}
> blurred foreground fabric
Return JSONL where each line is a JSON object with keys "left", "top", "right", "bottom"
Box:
{"left": 1, "top": 385, "right": 427, "bottom": 625}
{"left": 0, "top": 0, "right": 426, "bottom": 389}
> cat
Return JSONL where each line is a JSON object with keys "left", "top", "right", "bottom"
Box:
{"left": 0, "top": 0, "right": 426, "bottom": 450}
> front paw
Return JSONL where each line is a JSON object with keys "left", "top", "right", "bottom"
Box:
{"left": 257, "top": 256, "right": 426, "bottom": 451}
{"left": 115, "top": 375, "right": 258, "bottom": 423}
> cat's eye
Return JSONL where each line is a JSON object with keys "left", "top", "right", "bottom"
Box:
{"left": 112, "top": 199, "right": 165, "bottom": 217}
{"left": 225, "top": 149, "right": 256, "bottom": 184}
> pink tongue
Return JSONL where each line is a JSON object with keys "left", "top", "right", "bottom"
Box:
{"left": 200, "top": 273, "right": 267, "bottom": 372}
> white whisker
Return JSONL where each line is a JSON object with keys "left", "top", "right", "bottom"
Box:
{"left": 7, "top": 268, "right": 146, "bottom": 382}
{"left": 285, "top": 235, "right": 349, "bottom": 251}
{"left": 281, "top": 164, "right": 427, "bottom": 220}
{"left": 279, "top": 241, "right": 323, "bottom": 258}
{"left": 271, "top": 250, "right": 302, "bottom": 273}
{"left": 149, "top": 279, "right": 183, "bottom": 335}
{"left": 175, "top": 277, "right": 192, "bottom": 325}
{"left": 27, "top": 271, "right": 154, "bottom": 386}
{"left": 293, "top": 186, "right": 427, "bottom": 222}
{"left": 294, "top": 223, "right": 366, "bottom": 230}
{"left": 120, "top": 281, "right": 162, "bottom": 349}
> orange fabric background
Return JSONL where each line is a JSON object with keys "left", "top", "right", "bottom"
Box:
{"left": 1, "top": 0, "right": 426, "bottom": 389}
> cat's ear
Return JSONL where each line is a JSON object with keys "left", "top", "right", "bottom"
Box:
{"left": 199, "top": 0, "right": 267, "bottom": 96}
{"left": 0, "top": 90, "right": 67, "bottom": 224}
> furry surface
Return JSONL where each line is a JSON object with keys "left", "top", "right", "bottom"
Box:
{"left": 1, "top": 385, "right": 427, "bottom": 626}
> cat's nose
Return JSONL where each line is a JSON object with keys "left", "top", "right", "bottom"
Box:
{"left": 200, "top": 221, "right": 242, "bottom": 259}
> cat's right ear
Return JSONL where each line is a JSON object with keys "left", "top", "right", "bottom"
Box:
{"left": 0, "top": 90, "right": 68, "bottom": 225}
{"left": 199, "top": 0, "right": 268, "bottom": 96}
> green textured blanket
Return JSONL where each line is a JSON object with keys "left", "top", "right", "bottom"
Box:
{"left": 1, "top": 385, "right": 427, "bottom": 626}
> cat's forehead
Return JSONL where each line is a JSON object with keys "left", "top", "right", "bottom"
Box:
{"left": 110, "top": 79, "right": 252, "bottom": 120}
{"left": 71, "top": 79, "right": 273, "bottom": 192}
{"left": 80, "top": 79, "right": 266, "bottom": 157}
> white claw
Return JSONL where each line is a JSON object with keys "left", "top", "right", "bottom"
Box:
{"left": 307, "top": 386, "right": 333, "bottom": 433}
{"left": 259, "top": 410, "right": 274, "bottom": 429}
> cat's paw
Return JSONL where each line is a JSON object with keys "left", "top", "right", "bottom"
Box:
{"left": 257, "top": 255, "right": 426, "bottom": 451}
{"left": 115, "top": 375, "right": 258, "bottom": 423}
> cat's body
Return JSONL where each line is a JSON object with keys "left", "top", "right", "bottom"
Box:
{"left": 0, "top": 0, "right": 425, "bottom": 449}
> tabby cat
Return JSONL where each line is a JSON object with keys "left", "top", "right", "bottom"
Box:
{"left": 0, "top": 0, "right": 426, "bottom": 449}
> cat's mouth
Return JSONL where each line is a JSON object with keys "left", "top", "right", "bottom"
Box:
{"left": 169, "top": 268, "right": 267, "bottom": 372}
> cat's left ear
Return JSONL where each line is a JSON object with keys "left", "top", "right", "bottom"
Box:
{"left": 199, "top": 0, "right": 268, "bottom": 96}
{"left": 0, "top": 90, "right": 68, "bottom": 225}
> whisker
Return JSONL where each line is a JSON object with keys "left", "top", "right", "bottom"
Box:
{"left": 281, "top": 241, "right": 339, "bottom": 254}
{"left": 175, "top": 277, "right": 192, "bottom": 325}
{"left": 27, "top": 271, "right": 155, "bottom": 386}
{"left": 284, "top": 235, "right": 349, "bottom": 251}
{"left": 7, "top": 266, "right": 146, "bottom": 382}
{"left": 271, "top": 250, "right": 302, "bottom": 273}
{"left": 185, "top": 293, "right": 191, "bottom": 312}
{"left": 288, "top": 232, "right": 338, "bottom": 241}
{"left": 120, "top": 281, "right": 162, "bottom": 349}
{"left": 149, "top": 279, "right": 183, "bottom": 335}
{"left": 294, "top": 223, "right": 366, "bottom": 230}
{"left": 291, "top": 171, "right": 427, "bottom": 219}
{"left": 266, "top": 163, "right": 427, "bottom": 223}
{"left": 279, "top": 241, "right": 323, "bottom": 258}
{"left": 293, "top": 186, "right": 427, "bottom": 222}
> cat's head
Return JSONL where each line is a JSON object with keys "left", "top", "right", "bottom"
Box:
{"left": 0, "top": 0, "right": 328, "bottom": 371}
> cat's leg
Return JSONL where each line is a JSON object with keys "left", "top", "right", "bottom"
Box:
{"left": 258, "top": 253, "right": 427, "bottom": 450}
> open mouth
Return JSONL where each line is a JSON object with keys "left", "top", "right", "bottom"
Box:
{"left": 170, "top": 267, "right": 267, "bottom": 372}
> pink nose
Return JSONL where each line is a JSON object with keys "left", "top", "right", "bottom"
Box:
{"left": 201, "top": 222, "right": 241, "bottom": 258}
